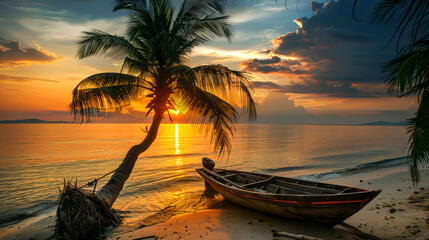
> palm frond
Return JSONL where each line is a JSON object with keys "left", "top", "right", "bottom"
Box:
{"left": 370, "top": 0, "right": 411, "bottom": 24}
{"left": 121, "top": 57, "right": 151, "bottom": 76}
{"left": 380, "top": 27, "right": 429, "bottom": 184}
{"left": 74, "top": 73, "right": 144, "bottom": 89}
{"left": 127, "top": 10, "right": 156, "bottom": 40}
{"left": 70, "top": 73, "right": 149, "bottom": 122}
{"left": 191, "top": 65, "right": 256, "bottom": 121}
{"left": 77, "top": 30, "right": 144, "bottom": 62}
{"left": 177, "top": 85, "right": 238, "bottom": 156}
{"left": 407, "top": 90, "right": 429, "bottom": 183}
{"left": 173, "top": 0, "right": 234, "bottom": 45}
{"left": 382, "top": 38, "right": 429, "bottom": 97}
{"left": 370, "top": 0, "right": 429, "bottom": 49}
{"left": 175, "top": 0, "right": 227, "bottom": 25}
{"left": 187, "top": 14, "right": 234, "bottom": 44}
{"left": 237, "top": 80, "right": 257, "bottom": 121}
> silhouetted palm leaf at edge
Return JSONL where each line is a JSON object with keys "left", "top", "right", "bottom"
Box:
{"left": 69, "top": 0, "right": 256, "bottom": 207}
{"left": 373, "top": 0, "right": 429, "bottom": 183}
{"left": 407, "top": 91, "right": 429, "bottom": 183}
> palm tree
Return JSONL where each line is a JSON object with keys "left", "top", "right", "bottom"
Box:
{"left": 71, "top": 0, "right": 255, "bottom": 209}
{"left": 58, "top": 0, "right": 256, "bottom": 238}
{"left": 370, "top": 0, "right": 429, "bottom": 183}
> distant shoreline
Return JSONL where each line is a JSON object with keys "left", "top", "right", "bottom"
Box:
{"left": 0, "top": 118, "right": 72, "bottom": 124}
{"left": 0, "top": 118, "right": 407, "bottom": 126}
{"left": 358, "top": 121, "right": 407, "bottom": 126}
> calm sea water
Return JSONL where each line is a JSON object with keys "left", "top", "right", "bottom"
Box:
{"left": 0, "top": 123, "right": 409, "bottom": 231}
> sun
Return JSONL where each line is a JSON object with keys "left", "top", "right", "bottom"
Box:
{"left": 172, "top": 110, "right": 180, "bottom": 115}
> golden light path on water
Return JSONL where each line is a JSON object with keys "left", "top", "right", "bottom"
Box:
{"left": 137, "top": 124, "right": 222, "bottom": 228}
{"left": 0, "top": 124, "right": 409, "bottom": 233}
{"left": 175, "top": 123, "right": 183, "bottom": 167}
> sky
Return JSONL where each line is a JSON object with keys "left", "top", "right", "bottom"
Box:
{"left": 0, "top": 0, "right": 417, "bottom": 124}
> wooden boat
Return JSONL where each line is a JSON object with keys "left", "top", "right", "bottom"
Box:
{"left": 196, "top": 158, "right": 381, "bottom": 226}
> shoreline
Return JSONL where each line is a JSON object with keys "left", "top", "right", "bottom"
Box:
{"left": 1, "top": 165, "right": 427, "bottom": 240}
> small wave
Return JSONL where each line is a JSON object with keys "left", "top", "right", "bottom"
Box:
{"left": 257, "top": 164, "right": 329, "bottom": 174}
{"left": 311, "top": 150, "right": 388, "bottom": 161}
{"left": 0, "top": 202, "right": 57, "bottom": 227}
{"left": 139, "top": 191, "right": 224, "bottom": 227}
{"left": 300, "top": 156, "right": 407, "bottom": 181}
{"left": 124, "top": 175, "right": 202, "bottom": 195}
{"left": 0, "top": 212, "right": 35, "bottom": 227}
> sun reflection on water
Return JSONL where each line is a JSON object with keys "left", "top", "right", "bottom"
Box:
{"left": 175, "top": 123, "right": 183, "bottom": 167}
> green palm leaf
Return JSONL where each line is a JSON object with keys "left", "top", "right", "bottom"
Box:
{"left": 407, "top": 91, "right": 429, "bottom": 183}
{"left": 381, "top": 30, "right": 429, "bottom": 184}
{"left": 382, "top": 38, "right": 429, "bottom": 97}
{"left": 370, "top": 0, "right": 429, "bottom": 48}
{"left": 77, "top": 30, "right": 145, "bottom": 62}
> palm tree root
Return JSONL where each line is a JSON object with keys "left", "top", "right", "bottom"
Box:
{"left": 54, "top": 180, "right": 120, "bottom": 239}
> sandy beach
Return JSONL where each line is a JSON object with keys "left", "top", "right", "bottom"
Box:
{"left": 1, "top": 165, "right": 427, "bottom": 240}
{"left": 108, "top": 165, "right": 428, "bottom": 240}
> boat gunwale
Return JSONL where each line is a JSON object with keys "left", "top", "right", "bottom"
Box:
{"left": 196, "top": 167, "right": 381, "bottom": 201}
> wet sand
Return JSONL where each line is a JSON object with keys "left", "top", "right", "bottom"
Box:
{"left": 1, "top": 165, "right": 427, "bottom": 240}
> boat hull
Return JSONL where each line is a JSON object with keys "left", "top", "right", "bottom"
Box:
{"left": 196, "top": 168, "right": 380, "bottom": 226}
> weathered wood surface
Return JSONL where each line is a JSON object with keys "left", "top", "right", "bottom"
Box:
{"left": 196, "top": 167, "right": 381, "bottom": 226}
{"left": 272, "top": 230, "right": 324, "bottom": 240}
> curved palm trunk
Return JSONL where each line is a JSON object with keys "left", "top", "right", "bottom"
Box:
{"left": 96, "top": 111, "right": 164, "bottom": 207}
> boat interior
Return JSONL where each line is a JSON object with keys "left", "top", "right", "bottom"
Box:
{"left": 201, "top": 168, "right": 363, "bottom": 195}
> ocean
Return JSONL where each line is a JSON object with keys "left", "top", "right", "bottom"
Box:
{"left": 0, "top": 123, "right": 409, "bottom": 233}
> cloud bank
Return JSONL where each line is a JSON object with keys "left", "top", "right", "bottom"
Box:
{"left": 240, "top": 56, "right": 305, "bottom": 75}
{"left": 254, "top": 92, "right": 413, "bottom": 124}
{"left": 241, "top": 0, "right": 398, "bottom": 98}
{"left": 0, "top": 38, "right": 61, "bottom": 69}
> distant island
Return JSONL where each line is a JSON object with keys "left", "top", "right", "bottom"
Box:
{"left": 359, "top": 121, "right": 407, "bottom": 126}
{"left": 0, "top": 118, "right": 72, "bottom": 124}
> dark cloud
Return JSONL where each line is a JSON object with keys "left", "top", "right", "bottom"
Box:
{"left": 310, "top": 1, "right": 324, "bottom": 13}
{"left": 240, "top": 56, "right": 305, "bottom": 74}
{"left": 0, "top": 38, "right": 61, "bottom": 68}
{"left": 281, "top": 80, "right": 358, "bottom": 95}
{"left": 251, "top": 81, "right": 282, "bottom": 89}
{"left": 272, "top": 17, "right": 315, "bottom": 54}
{"left": 251, "top": 79, "right": 385, "bottom": 97}
{"left": 271, "top": 13, "right": 377, "bottom": 57}
{"left": 252, "top": 56, "right": 282, "bottom": 64}
{"left": 327, "top": 28, "right": 374, "bottom": 43}
{"left": 252, "top": 77, "right": 386, "bottom": 98}
{"left": 253, "top": 0, "right": 400, "bottom": 97}
{"left": 0, "top": 74, "right": 59, "bottom": 83}
{"left": 259, "top": 48, "right": 272, "bottom": 54}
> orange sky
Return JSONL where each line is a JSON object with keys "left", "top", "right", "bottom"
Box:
{"left": 0, "top": 0, "right": 416, "bottom": 124}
